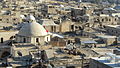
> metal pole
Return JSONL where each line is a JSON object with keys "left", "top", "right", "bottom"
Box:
{"left": 38, "top": 46, "right": 40, "bottom": 67}
{"left": 81, "top": 55, "right": 84, "bottom": 68}
{"left": 37, "top": 43, "right": 42, "bottom": 68}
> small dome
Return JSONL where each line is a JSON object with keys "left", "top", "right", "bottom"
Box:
{"left": 18, "top": 22, "right": 47, "bottom": 37}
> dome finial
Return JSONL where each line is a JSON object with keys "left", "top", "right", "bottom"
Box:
{"left": 28, "top": 14, "right": 37, "bottom": 23}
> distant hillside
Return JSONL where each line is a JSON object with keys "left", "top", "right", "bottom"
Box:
{"left": 56, "top": 0, "right": 120, "bottom": 4}
{"left": 80, "top": 0, "right": 120, "bottom": 4}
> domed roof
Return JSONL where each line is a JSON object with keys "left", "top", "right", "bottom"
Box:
{"left": 18, "top": 22, "right": 47, "bottom": 37}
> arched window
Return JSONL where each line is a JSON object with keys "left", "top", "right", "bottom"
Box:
{"left": 17, "top": 51, "right": 22, "bottom": 56}
{"left": 1, "top": 51, "right": 10, "bottom": 58}
{"left": 1, "top": 37, "right": 3, "bottom": 43}
{"left": 68, "top": 40, "right": 71, "bottom": 44}
{"left": 102, "top": 19, "right": 104, "bottom": 22}
{"left": 36, "top": 38, "right": 39, "bottom": 43}
{"left": 23, "top": 38, "right": 26, "bottom": 43}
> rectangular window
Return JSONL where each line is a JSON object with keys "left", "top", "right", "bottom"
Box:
{"left": 109, "top": 19, "right": 111, "bottom": 21}
{"left": 0, "top": 19, "right": 2, "bottom": 21}
{"left": 71, "top": 25, "right": 74, "bottom": 30}
{"left": 47, "top": 37, "right": 49, "bottom": 41}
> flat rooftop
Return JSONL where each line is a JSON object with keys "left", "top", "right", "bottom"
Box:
{"left": 96, "top": 35, "right": 116, "bottom": 39}
{"left": 92, "top": 57, "right": 120, "bottom": 68}
{"left": 106, "top": 25, "right": 120, "bottom": 29}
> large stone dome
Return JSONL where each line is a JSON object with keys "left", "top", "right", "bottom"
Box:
{"left": 18, "top": 22, "right": 47, "bottom": 37}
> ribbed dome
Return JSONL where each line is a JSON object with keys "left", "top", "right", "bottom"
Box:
{"left": 18, "top": 22, "right": 47, "bottom": 37}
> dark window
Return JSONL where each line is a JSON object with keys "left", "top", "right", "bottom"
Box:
{"left": 102, "top": 19, "right": 104, "bottom": 22}
{"left": 75, "top": 38, "right": 80, "bottom": 43}
{"left": 6, "top": 19, "right": 9, "bottom": 21}
{"left": 0, "top": 19, "right": 2, "bottom": 21}
{"left": 75, "top": 26, "right": 78, "bottom": 29}
{"left": 24, "top": 15, "right": 27, "bottom": 17}
{"left": 51, "top": 26, "right": 54, "bottom": 32}
{"left": 54, "top": 26, "right": 56, "bottom": 32}
{"left": 13, "top": 18, "right": 16, "bottom": 21}
{"left": 71, "top": 25, "right": 74, "bottom": 30}
{"left": 49, "top": 6, "right": 52, "bottom": 8}
{"left": 68, "top": 40, "right": 71, "bottom": 44}
{"left": 106, "top": 18, "right": 108, "bottom": 21}
{"left": 1, "top": 37, "right": 3, "bottom": 43}
{"left": 23, "top": 38, "right": 26, "bottom": 43}
{"left": 36, "top": 38, "right": 39, "bottom": 43}
{"left": 109, "top": 19, "right": 111, "bottom": 21}
{"left": 17, "top": 51, "right": 22, "bottom": 56}
{"left": 47, "top": 37, "right": 49, "bottom": 41}
{"left": 20, "top": 7, "right": 24, "bottom": 9}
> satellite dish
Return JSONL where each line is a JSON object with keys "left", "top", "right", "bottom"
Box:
{"left": 66, "top": 44, "right": 74, "bottom": 50}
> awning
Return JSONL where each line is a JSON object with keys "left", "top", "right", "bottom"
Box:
{"left": 81, "top": 40, "right": 97, "bottom": 44}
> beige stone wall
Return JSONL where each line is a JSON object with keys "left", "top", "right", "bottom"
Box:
{"left": 50, "top": 41, "right": 66, "bottom": 47}
{"left": 0, "top": 31, "right": 18, "bottom": 42}
{"left": 48, "top": 8, "right": 57, "bottom": 14}
{"left": 0, "top": 15, "right": 22, "bottom": 24}
{"left": 102, "top": 38, "right": 116, "bottom": 46}
{"left": 16, "top": 35, "right": 48, "bottom": 45}
{"left": 85, "top": 9, "right": 93, "bottom": 15}
{"left": 60, "top": 20, "right": 73, "bottom": 32}
{"left": 94, "top": 16, "right": 118, "bottom": 25}
{"left": 105, "top": 26, "right": 120, "bottom": 36}
{"left": 44, "top": 26, "right": 59, "bottom": 32}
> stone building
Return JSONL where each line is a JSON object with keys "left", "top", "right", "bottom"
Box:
{"left": 11, "top": 21, "right": 51, "bottom": 58}
{"left": 0, "top": 11, "right": 22, "bottom": 24}
{"left": 0, "top": 31, "right": 18, "bottom": 58}
{"left": 50, "top": 36, "right": 66, "bottom": 47}
{"left": 94, "top": 16, "right": 118, "bottom": 26}
{"left": 15, "top": 22, "right": 51, "bottom": 45}
{"left": 96, "top": 35, "right": 117, "bottom": 46}
{"left": 59, "top": 20, "right": 74, "bottom": 33}
{"left": 71, "top": 7, "right": 93, "bottom": 17}
{"left": 57, "top": 7, "right": 71, "bottom": 15}
{"left": 104, "top": 25, "right": 120, "bottom": 36}
{"left": 39, "top": 19, "right": 59, "bottom": 32}
{"left": 71, "top": 8, "right": 85, "bottom": 17}
{"left": 41, "top": 5, "right": 58, "bottom": 15}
